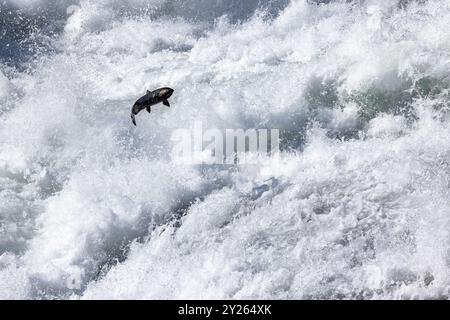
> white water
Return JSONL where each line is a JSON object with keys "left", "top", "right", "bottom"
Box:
{"left": 1, "top": 0, "right": 450, "bottom": 299}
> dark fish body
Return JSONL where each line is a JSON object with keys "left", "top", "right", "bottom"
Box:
{"left": 131, "top": 87, "right": 174, "bottom": 125}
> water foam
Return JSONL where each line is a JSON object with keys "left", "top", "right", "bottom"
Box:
{"left": 1, "top": 0, "right": 450, "bottom": 299}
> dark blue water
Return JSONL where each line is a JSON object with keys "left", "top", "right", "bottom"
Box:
{"left": 0, "top": 3, "right": 68, "bottom": 68}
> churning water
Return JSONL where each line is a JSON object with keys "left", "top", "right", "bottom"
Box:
{"left": 1, "top": 0, "right": 450, "bottom": 299}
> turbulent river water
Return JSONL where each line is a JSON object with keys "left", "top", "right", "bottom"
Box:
{"left": 1, "top": 0, "right": 450, "bottom": 299}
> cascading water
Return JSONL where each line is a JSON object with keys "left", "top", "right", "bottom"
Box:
{"left": 1, "top": 0, "right": 450, "bottom": 299}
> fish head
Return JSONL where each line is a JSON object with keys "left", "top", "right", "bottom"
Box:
{"left": 158, "top": 87, "right": 174, "bottom": 99}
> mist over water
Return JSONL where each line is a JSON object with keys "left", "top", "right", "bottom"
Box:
{"left": 1, "top": 0, "right": 450, "bottom": 299}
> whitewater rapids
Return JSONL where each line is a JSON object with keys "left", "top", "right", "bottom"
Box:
{"left": 1, "top": 0, "right": 450, "bottom": 299}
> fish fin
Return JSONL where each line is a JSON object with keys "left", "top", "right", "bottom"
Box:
{"left": 163, "top": 99, "right": 170, "bottom": 107}
{"left": 131, "top": 113, "right": 137, "bottom": 126}
{"left": 146, "top": 106, "right": 151, "bottom": 113}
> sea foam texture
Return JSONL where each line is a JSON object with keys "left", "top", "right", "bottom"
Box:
{"left": 1, "top": 0, "right": 450, "bottom": 299}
